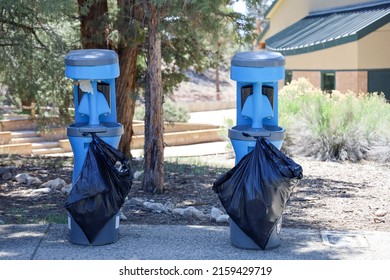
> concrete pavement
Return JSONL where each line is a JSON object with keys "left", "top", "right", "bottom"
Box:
{"left": 1, "top": 223, "right": 390, "bottom": 260}
{"left": 188, "top": 109, "right": 236, "bottom": 126}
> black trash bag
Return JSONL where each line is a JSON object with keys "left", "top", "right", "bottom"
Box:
{"left": 65, "top": 133, "right": 133, "bottom": 243}
{"left": 213, "top": 137, "right": 302, "bottom": 249}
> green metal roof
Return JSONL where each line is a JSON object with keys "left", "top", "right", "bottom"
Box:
{"left": 265, "top": 1, "right": 390, "bottom": 55}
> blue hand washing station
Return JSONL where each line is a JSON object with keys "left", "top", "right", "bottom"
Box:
{"left": 65, "top": 49, "right": 123, "bottom": 245}
{"left": 229, "top": 51, "right": 286, "bottom": 250}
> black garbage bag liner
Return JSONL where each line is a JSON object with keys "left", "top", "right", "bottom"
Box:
{"left": 65, "top": 133, "right": 133, "bottom": 243}
{"left": 213, "top": 137, "right": 302, "bottom": 249}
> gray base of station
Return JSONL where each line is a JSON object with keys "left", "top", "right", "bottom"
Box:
{"left": 67, "top": 213, "right": 120, "bottom": 246}
{"left": 229, "top": 217, "right": 282, "bottom": 250}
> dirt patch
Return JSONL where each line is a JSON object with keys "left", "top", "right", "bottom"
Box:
{"left": 1, "top": 153, "right": 389, "bottom": 232}
{"left": 283, "top": 156, "right": 390, "bottom": 231}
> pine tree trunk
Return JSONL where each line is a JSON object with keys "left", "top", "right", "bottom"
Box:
{"left": 115, "top": 0, "right": 141, "bottom": 157}
{"left": 77, "top": 0, "right": 108, "bottom": 49}
{"left": 115, "top": 46, "right": 138, "bottom": 157}
{"left": 77, "top": 0, "right": 139, "bottom": 157}
{"left": 216, "top": 41, "right": 221, "bottom": 100}
{"left": 216, "top": 65, "right": 221, "bottom": 100}
{"left": 142, "top": 3, "right": 164, "bottom": 193}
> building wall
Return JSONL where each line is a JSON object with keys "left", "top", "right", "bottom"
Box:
{"left": 283, "top": 22, "right": 390, "bottom": 94}
{"left": 265, "top": 0, "right": 388, "bottom": 95}
{"left": 284, "top": 41, "right": 359, "bottom": 70}
{"left": 287, "top": 70, "right": 368, "bottom": 93}
{"left": 358, "top": 22, "right": 390, "bottom": 69}
{"left": 264, "top": 0, "right": 309, "bottom": 40}
{"left": 336, "top": 71, "right": 368, "bottom": 93}
{"left": 283, "top": 22, "right": 390, "bottom": 71}
{"left": 292, "top": 71, "right": 321, "bottom": 88}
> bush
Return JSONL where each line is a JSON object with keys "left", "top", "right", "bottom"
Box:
{"left": 162, "top": 100, "right": 191, "bottom": 123}
{"left": 134, "top": 100, "right": 190, "bottom": 123}
{"left": 279, "top": 78, "right": 390, "bottom": 162}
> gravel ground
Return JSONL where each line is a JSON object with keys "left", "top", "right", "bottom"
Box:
{"left": 2, "top": 153, "right": 388, "bottom": 233}
{"left": 283, "top": 156, "right": 390, "bottom": 231}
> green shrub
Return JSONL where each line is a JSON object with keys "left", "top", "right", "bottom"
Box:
{"left": 134, "top": 100, "right": 190, "bottom": 123}
{"left": 279, "top": 78, "right": 390, "bottom": 162}
{"left": 218, "top": 117, "right": 234, "bottom": 153}
{"left": 162, "top": 100, "right": 190, "bottom": 123}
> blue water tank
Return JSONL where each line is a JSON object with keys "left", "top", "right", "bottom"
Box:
{"left": 64, "top": 49, "right": 123, "bottom": 245}
{"left": 229, "top": 51, "right": 286, "bottom": 164}
{"left": 64, "top": 49, "right": 122, "bottom": 184}
{"left": 229, "top": 51, "right": 286, "bottom": 250}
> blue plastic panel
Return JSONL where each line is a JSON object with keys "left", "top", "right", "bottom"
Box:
{"left": 65, "top": 49, "right": 119, "bottom": 66}
{"left": 65, "top": 64, "right": 119, "bottom": 80}
{"left": 230, "top": 65, "right": 284, "bottom": 82}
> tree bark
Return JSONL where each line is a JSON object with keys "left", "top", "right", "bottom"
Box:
{"left": 142, "top": 2, "right": 164, "bottom": 193}
{"left": 216, "top": 65, "right": 220, "bottom": 93}
{"left": 114, "top": 0, "right": 140, "bottom": 157}
{"left": 77, "top": 0, "right": 139, "bottom": 157}
{"left": 115, "top": 46, "right": 138, "bottom": 156}
{"left": 77, "top": 0, "right": 108, "bottom": 49}
{"left": 216, "top": 41, "right": 221, "bottom": 100}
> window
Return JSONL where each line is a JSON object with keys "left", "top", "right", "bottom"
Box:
{"left": 285, "top": 70, "right": 292, "bottom": 85}
{"left": 321, "top": 71, "right": 335, "bottom": 93}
